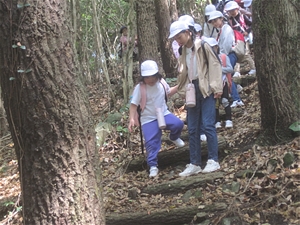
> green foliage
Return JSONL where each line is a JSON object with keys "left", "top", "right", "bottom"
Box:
{"left": 289, "top": 120, "right": 300, "bottom": 132}
{"left": 17, "top": 3, "right": 30, "bottom": 9}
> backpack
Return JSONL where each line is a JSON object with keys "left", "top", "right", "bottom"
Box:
{"left": 133, "top": 80, "right": 169, "bottom": 154}
{"left": 232, "top": 30, "right": 246, "bottom": 62}
{"left": 220, "top": 54, "right": 232, "bottom": 93}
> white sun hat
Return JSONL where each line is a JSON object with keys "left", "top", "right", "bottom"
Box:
{"left": 208, "top": 11, "right": 224, "bottom": 22}
{"left": 224, "top": 1, "right": 240, "bottom": 11}
{"left": 243, "top": 0, "right": 252, "bottom": 8}
{"left": 194, "top": 23, "right": 202, "bottom": 32}
{"left": 178, "top": 15, "right": 195, "bottom": 27}
{"left": 141, "top": 60, "right": 159, "bottom": 76}
{"left": 202, "top": 37, "right": 218, "bottom": 47}
{"left": 205, "top": 4, "right": 216, "bottom": 16}
{"left": 168, "top": 21, "right": 189, "bottom": 39}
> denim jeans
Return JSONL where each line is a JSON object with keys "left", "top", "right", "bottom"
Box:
{"left": 186, "top": 79, "right": 219, "bottom": 166}
{"left": 227, "top": 52, "right": 241, "bottom": 101}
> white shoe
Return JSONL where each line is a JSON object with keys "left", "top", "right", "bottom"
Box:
{"left": 215, "top": 122, "right": 222, "bottom": 129}
{"left": 149, "top": 166, "right": 158, "bottom": 177}
{"left": 202, "top": 160, "right": 220, "bottom": 173}
{"left": 225, "top": 120, "right": 233, "bottom": 128}
{"left": 231, "top": 100, "right": 244, "bottom": 108}
{"left": 200, "top": 134, "right": 207, "bottom": 142}
{"left": 169, "top": 137, "right": 185, "bottom": 147}
{"left": 237, "top": 84, "right": 243, "bottom": 93}
{"left": 248, "top": 69, "right": 256, "bottom": 75}
{"left": 233, "top": 72, "right": 241, "bottom": 77}
{"left": 179, "top": 164, "right": 202, "bottom": 177}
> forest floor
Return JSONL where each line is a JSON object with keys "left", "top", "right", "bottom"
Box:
{"left": 0, "top": 70, "right": 299, "bottom": 224}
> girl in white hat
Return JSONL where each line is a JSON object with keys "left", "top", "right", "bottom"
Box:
{"left": 168, "top": 20, "right": 223, "bottom": 176}
{"left": 128, "top": 60, "right": 185, "bottom": 178}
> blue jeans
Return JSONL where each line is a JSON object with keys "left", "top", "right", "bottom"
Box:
{"left": 186, "top": 80, "right": 219, "bottom": 166}
{"left": 227, "top": 52, "right": 241, "bottom": 102}
{"left": 142, "top": 113, "right": 184, "bottom": 167}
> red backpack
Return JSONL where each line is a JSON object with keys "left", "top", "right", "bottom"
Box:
{"left": 232, "top": 30, "right": 246, "bottom": 62}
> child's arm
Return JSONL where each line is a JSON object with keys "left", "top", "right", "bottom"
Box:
{"left": 128, "top": 103, "right": 138, "bottom": 132}
{"left": 169, "top": 85, "right": 178, "bottom": 97}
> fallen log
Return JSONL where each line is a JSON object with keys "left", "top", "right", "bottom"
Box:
{"left": 125, "top": 136, "right": 227, "bottom": 173}
{"left": 142, "top": 172, "right": 224, "bottom": 195}
{"left": 106, "top": 202, "right": 227, "bottom": 225}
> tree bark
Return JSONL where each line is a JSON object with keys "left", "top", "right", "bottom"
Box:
{"left": 252, "top": 0, "right": 300, "bottom": 144}
{"left": 154, "top": 0, "right": 178, "bottom": 78}
{"left": 136, "top": 0, "right": 160, "bottom": 64}
{"left": 0, "top": 1, "right": 104, "bottom": 224}
{"left": 106, "top": 202, "right": 227, "bottom": 225}
{"left": 125, "top": 136, "right": 227, "bottom": 172}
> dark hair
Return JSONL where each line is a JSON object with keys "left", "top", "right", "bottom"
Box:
{"left": 120, "top": 26, "right": 127, "bottom": 34}
{"left": 139, "top": 72, "right": 162, "bottom": 82}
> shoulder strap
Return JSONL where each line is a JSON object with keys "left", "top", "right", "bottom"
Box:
{"left": 160, "top": 79, "right": 168, "bottom": 103}
{"left": 201, "top": 41, "right": 209, "bottom": 67}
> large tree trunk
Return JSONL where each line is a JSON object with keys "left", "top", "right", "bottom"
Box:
{"left": 136, "top": 0, "right": 160, "bottom": 64}
{"left": 0, "top": 1, "right": 105, "bottom": 224}
{"left": 154, "top": 0, "right": 178, "bottom": 78}
{"left": 252, "top": 0, "right": 299, "bottom": 144}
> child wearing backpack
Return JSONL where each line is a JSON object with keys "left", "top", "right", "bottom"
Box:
{"left": 168, "top": 20, "right": 223, "bottom": 176}
{"left": 208, "top": 10, "right": 245, "bottom": 108}
{"left": 224, "top": 1, "right": 256, "bottom": 75}
{"left": 128, "top": 60, "right": 185, "bottom": 178}
{"left": 203, "top": 37, "right": 233, "bottom": 128}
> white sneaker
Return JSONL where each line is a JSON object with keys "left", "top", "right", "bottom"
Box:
{"left": 179, "top": 164, "right": 202, "bottom": 177}
{"left": 200, "top": 134, "right": 207, "bottom": 142}
{"left": 215, "top": 122, "right": 222, "bottom": 129}
{"left": 237, "top": 84, "right": 243, "bottom": 93}
{"left": 248, "top": 69, "right": 256, "bottom": 75}
{"left": 202, "top": 160, "right": 220, "bottom": 173}
{"left": 169, "top": 137, "right": 185, "bottom": 147}
{"left": 233, "top": 72, "right": 241, "bottom": 77}
{"left": 225, "top": 120, "right": 233, "bottom": 128}
{"left": 231, "top": 100, "right": 244, "bottom": 108}
{"left": 149, "top": 166, "right": 158, "bottom": 177}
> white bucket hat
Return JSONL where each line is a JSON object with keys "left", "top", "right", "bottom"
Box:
{"left": 205, "top": 4, "right": 216, "bottom": 16}
{"left": 208, "top": 11, "right": 224, "bottom": 22}
{"left": 224, "top": 1, "right": 240, "bottom": 11}
{"left": 202, "top": 37, "right": 218, "bottom": 47}
{"left": 168, "top": 21, "right": 189, "bottom": 39}
{"left": 141, "top": 60, "right": 159, "bottom": 76}
{"left": 178, "top": 15, "right": 195, "bottom": 27}
{"left": 194, "top": 23, "right": 202, "bottom": 32}
{"left": 243, "top": 0, "right": 252, "bottom": 8}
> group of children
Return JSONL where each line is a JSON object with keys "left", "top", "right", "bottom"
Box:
{"left": 127, "top": 0, "right": 255, "bottom": 178}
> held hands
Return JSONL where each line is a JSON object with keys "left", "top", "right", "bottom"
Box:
{"left": 214, "top": 92, "right": 222, "bottom": 99}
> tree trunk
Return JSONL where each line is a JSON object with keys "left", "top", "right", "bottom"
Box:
{"left": 0, "top": 1, "right": 105, "bottom": 224}
{"left": 169, "top": 0, "right": 178, "bottom": 22}
{"left": 252, "top": 0, "right": 299, "bottom": 144}
{"left": 136, "top": 0, "right": 160, "bottom": 64}
{"left": 154, "top": 0, "right": 178, "bottom": 78}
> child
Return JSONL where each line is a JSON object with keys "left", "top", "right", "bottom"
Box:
{"left": 208, "top": 10, "right": 245, "bottom": 108}
{"left": 203, "top": 37, "right": 233, "bottom": 128}
{"left": 168, "top": 20, "right": 223, "bottom": 176}
{"left": 224, "top": 1, "right": 255, "bottom": 74}
{"left": 128, "top": 60, "right": 184, "bottom": 178}
{"left": 203, "top": 4, "right": 219, "bottom": 39}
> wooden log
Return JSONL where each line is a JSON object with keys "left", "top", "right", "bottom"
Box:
{"left": 142, "top": 172, "right": 224, "bottom": 195}
{"left": 125, "top": 136, "right": 227, "bottom": 173}
{"left": 106, "top": 202, "right": 227, "bottom": 225}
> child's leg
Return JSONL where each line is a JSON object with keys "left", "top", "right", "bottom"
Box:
{"left": 215, "top": 98, "right": 220, "bottom": 123}
{"left": 142, "top": 120, "right": 162, "bottom": 167}
{"left": 165, "top": 113, "right": 184, "bottom": 141}
{"left": 222, "top": 83, "right": 232, "bottom": 121}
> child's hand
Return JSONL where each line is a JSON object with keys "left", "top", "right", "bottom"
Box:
{"left": 128, "top": 119, "right": 136, "bottom": 132}
{"left": 214, "top": 92, "right": 222, "bottom": 99}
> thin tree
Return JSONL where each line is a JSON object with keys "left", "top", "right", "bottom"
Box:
{"left": 0, "top": 1, "right": 105, "bottom": 224}
{"left": 252, "top": 0, "right": 299, "bottom": 144}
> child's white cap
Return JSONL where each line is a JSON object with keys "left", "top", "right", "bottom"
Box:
{"left": 205, "top": 4, "right": 216, "bottom": 16}
{"left": 141, "top": 60, "right": 158, "bottom": 76}
{"left": 208, "top": 11, "right": 224, "bottom": 22}
{"left": 194, "top": 23, "right": 202, "bottom": 32}
{"left": 168, "top": 21, "right": 189, "bottom": 39}
{"left": 178, "top": 15, "right": 195, "bottom": 27}
{"left": 243, "top": 0, "right": 252, "bottom": 8}
{"left": 202, "top": 37, "right": 218, "bottom": 47}
{"left": 224, "top": 1, "right": 239, "bottom": 11}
